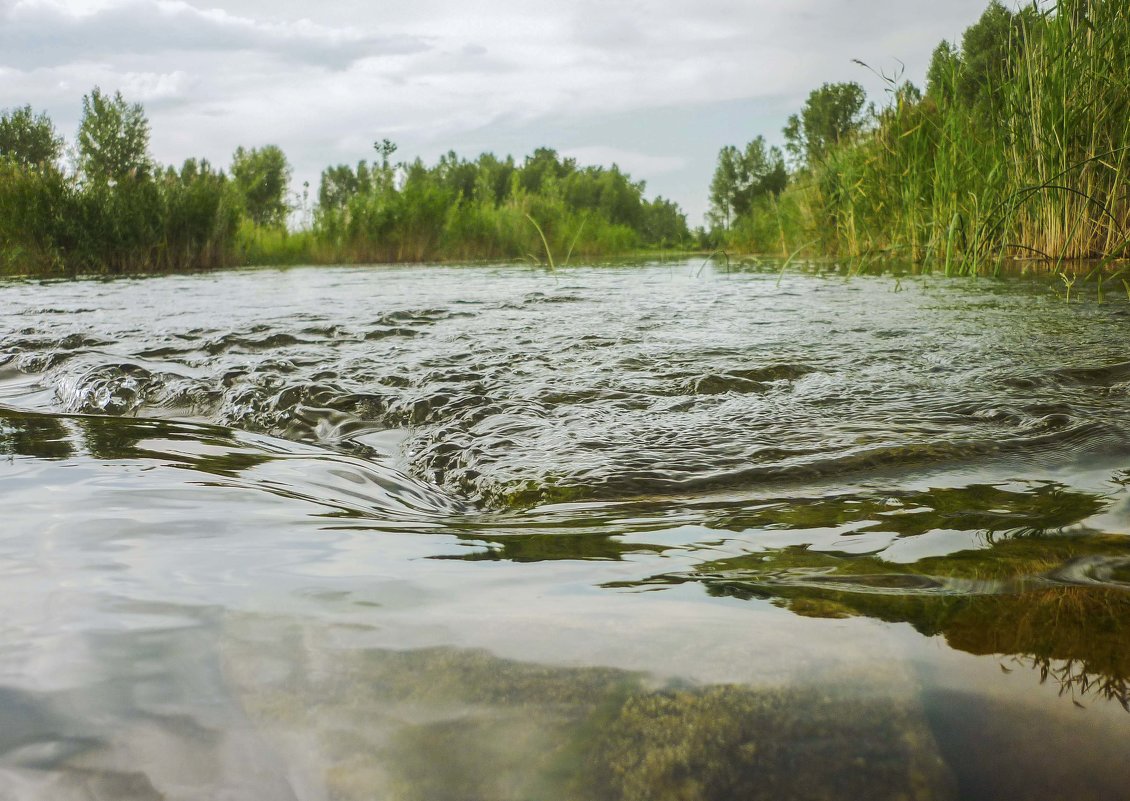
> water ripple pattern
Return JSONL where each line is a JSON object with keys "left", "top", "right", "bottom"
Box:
{"left": 3, "top": 264, "right": 1130, "bottom": 508}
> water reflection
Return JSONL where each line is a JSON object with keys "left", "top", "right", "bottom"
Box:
{"left": 0, "top": 413, "right": 73, "bottom": 459}
{"left": 607, "top": 529, "right": 1130, "bottom": 709}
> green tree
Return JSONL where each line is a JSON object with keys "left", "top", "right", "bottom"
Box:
{"left": 519, "top": 147, "right": 573, "bottom": 195}
{"left": 783, "top": 82, "right": 868, "bottom": 166}
{"left": 231, "top": 145, "right": 291, "bottom": 227}
{"left": 925, "top": 40, "right": 962, "bottom": 103}
{"left": 76, "top": 88, "right": 152, "bottom": 184}
{"left": 709, "top": 138, "right": 788, "bottom": 229}
{"left": 733, "top": 137, "right": 787, "bottom": 216}
{"left": 641, "top": 196, "right": 689, "bottom": 246}
{"left": 473, "top": 153, "right": 515, "bottom": 204}
{"left": 957, "top": 1, "right": 1020, "bottom": 104}
{"left": 0, "top": 105, "right": 62, "bottom": 168}
{"left": 708, "top": 145, "right": 742, "bottom": 229}
{"left": 319, "top": 163, "right": 364, "bottom": 211}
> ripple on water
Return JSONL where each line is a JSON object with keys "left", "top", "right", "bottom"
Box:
{"left": 3, "top": 264, "right": 1130, "bottom": 799}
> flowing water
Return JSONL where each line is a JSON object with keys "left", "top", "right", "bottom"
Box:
{"left": 1, "top": 261, "right": 1129, "bottom": 800}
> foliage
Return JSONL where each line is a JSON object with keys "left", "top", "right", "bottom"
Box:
{"left": 955, "top": 0, "right": 1025, "bottom": 105}
{"left": 783, "top": 82, "right": 868, "bottom": 166}
{"left": 76, "top": 87, "right": 152, "bottom": 184}
{"left": 1, "top": 91, "right": 688, "bottom": 274}
{"left": 231, "top": 145, "right": 292, "bottom": 228}
{"left": 312, "top": 146, "right": 689, "bottom": 264}
{"left": 0, "top": 90, "right": 241, "bottom": 275}
{"left": 0, "top": 105, "right": 62, "bottom": 168}
{"left": 708, "top": 137, "right": 787, "bottom": 230}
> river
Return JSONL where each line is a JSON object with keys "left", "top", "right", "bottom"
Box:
{"left": 1, "top": 261, "right": 1128, "bottom": 800}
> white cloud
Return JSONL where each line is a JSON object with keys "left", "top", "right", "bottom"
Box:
{"left": 0, "top": 0, "right": 427, "bottom": 69}
{"left": 119, "top": 70, "right": 193, "bottom": 101}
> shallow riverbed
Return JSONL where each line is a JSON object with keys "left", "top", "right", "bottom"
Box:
{"left": 1, "top": 261, "right": 1128, "bottom": 800}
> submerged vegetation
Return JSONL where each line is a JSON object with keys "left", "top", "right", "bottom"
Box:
{"left": 0, "top": 92, "right": 689, "bottom": 275}
{"left": 712, "top": 0, "right": 1129, "bottom": 273}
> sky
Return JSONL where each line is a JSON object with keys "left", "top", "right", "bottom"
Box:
{"left": 0, "top": 0, "right": 992, "bottom": 224}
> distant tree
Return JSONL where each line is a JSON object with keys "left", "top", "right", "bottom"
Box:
{"left": 709, "top": 137, "right": 788, "bottom": 229}
{"left": 925, "top": 40, "right": 962, "bottom": 103}
{"left": 373, "top": 138, "right": 398, "bottom": 166}
{"left": 319, "top": 163, "right": 363, "bottom": 211}
{"left": 435, "top": 150, "right": 478, "bottom": 201}
{"left": 76, "top": 88, "right": 152, "bottom": 183}
{"left": 708, "top": 145, "right": 742, "bottom": 229}
{"left": 783, "top": 82, "right": 868, "bottom": 166}
{"left": 957, "top": 1, "right": 1020, "bottom": 104}
{"left": 733, "top": 137, "right": 787, "bottom": 216}
{"left": 231, "top": 145, "right": 291, "bottom": 227}
{"left": 473, "top": 152, "right": 515, "bottom": 204}
{"left": 371, "top": 139, "right": 399, "bottom": 192}
{"left": 641, "top": 196, "right": 689, "bottom": 246}
{"left": 0, "top": 105, "right": 62, "bottom": 168}
{"left": 519, "top": 147, "right": 573, "bottom": 195}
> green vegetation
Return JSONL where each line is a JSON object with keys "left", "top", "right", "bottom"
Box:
{"left": 310, "top": 145, "right": 689, "bottom": 264}
{"left": 0, "top": 93, "right": 690, "bottom": 275}
{"left": 712, "top": 0, "right": 1129, "bottom": 273}
{"left": 0, "top": 88, "right": 242, "bottom": 274}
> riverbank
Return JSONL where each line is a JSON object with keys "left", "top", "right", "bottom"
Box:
{"left": 1, "top": 96, "right": 693, "bottom": 276}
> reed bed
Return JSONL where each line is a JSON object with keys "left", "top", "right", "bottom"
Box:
{"left": 734, "top": 0, "right": 1128, "bottom": 275}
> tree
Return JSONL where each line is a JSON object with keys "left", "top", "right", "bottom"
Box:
{"left": 231, "top": 145, "right": 292, "bottom": 227}
{"left": 708, "top": 145, "right": 742, "bottom": 229}
{"left": 77, "top": 88, "right": 152, "bottom": 183}
{"left": 0, "top": 105, "right": 62, "bottom": 168}
{"left": 473, "top": 152, "right": 515, "bottom": 204}
{"left": 373, "top": 138, "right": 398, "bottom": 166}
{"left": 519, "top": 147, "right": 573, "bottom": 195}
{"left": 733, "top": 137, "right": 787, "bottom": 216}
{"left": 783, "top": 82, "right": 868, "bottom": 166}
{"left": 319, "top": 163, "right": 364, "bottom": 211}
{"left": 926, "top": 40, "right": 962, "bottom": 103}
{"left": 641, "top": 196, "right": 689, "bottom": 246}
{"left": 709, "top": 138, "right": 788, "bottom": 229}
{"left": 958, "top": 1, "right": 1018, "bottom": 104}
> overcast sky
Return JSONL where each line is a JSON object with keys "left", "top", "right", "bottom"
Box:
{"left": 0, "top": 0, "right": 993, "bottom": 223}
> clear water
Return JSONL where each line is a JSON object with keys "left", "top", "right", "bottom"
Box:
{"left": 1, "top": 261, "right": 1128, "bottom": 800}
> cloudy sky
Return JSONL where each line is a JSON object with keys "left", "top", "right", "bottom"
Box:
{"left": 0, "top": 0, "right": 991, "bottom": 223}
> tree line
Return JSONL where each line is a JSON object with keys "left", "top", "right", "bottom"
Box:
{"left": 309, "top": 144, "right": 688, "bottom": 264}
{"left": 0, "top": 92, "right": 690, "bottom": 274}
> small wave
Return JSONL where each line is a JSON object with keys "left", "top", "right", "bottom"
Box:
{"left": 0, "top": 404, "right": 466, "bottom": 521}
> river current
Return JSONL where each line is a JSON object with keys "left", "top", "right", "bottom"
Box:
{"left": 1, "top": 261, "right": 1129, "bottom": 800}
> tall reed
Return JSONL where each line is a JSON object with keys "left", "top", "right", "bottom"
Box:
{"left": 737, "top": 0, "right": 1128, "bottom": 273}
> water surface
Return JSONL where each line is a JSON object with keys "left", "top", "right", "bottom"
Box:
{"left": 1, "top": 261, "right": 1129, "bottom": 800}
